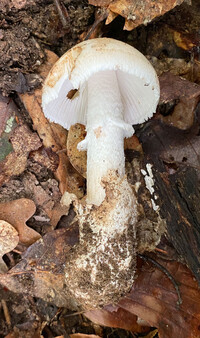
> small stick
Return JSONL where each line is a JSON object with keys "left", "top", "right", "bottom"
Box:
{"left": 138, "top": 254, "right": 182, "bottom": 306}
{"left": 1, "top": 300, "right": 11, "bottom": 327}
{"left": 53, "top": 0, "right": 69, "bottom": 28}
{"left": 84, "top": 8, "right": 108, "bottom": 41}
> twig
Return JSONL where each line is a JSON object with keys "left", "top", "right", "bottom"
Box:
{"left": 84, "top": 8, "right": 108, "bottom": 41}
{"left": 53, "top": 0, "right": 69, "bottom": 28}
{"left": 138, "top": 254, "right": 182, "bottom": 306}
{"left": 1, "top": 300, "right": 11, "bottom": 327}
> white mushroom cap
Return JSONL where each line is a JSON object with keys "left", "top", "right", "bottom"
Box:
{"left": 42, "top": 38, "right": 160, "bottom": 129}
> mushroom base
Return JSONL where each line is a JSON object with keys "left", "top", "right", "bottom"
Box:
{"left": 64, "top": 170, "right": 137, "bottom": 309}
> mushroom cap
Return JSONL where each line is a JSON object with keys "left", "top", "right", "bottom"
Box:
{"left": 42, "top": 38, "right": 160, "bottom": 129}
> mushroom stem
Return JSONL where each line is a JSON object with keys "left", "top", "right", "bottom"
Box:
{"left": 78, "top": 70, "right": 134, "bottom": 206}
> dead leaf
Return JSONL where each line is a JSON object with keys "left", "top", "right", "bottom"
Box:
{"left": 158, "top": 72, "right": 200, "bottom": 129}
{"left": 0, "top": 199, "right": 41, "bottom": 245}
{"left": 0, "top": 123, "right": 42, "bottom": 186}
{"left": 174, "top": 30, "right": 200, "bottom": 53}
{"left": 89, "top": 0, "right": 191, "bottom": 31}
{"left": 67, "top": 124, "right": 87, "bottom": 178}
{"left": 19, "top": 49, "right": 84, "bottom": 198}
{"left": 29, "top": 147, "right": 59, "bottom": 173}
{"left": 85, "top": 306, "right": 150, "bottom": 333}
{"left": 0, "top": 94, "right": 18, "bottom": 165}
{"left": 0, "top": 220, "right": 19, "bottom": 272}
{"left": 118, "top": 258, "right": 200, "bottom": 338}
{"left": 147, "top": 56, "right": 200, "bottom": 84}
{"left": 0, "top": 226, "right": 79, "bottom": 307}
{"left": 159, "top": 72, "right": 200, "bottom": 104}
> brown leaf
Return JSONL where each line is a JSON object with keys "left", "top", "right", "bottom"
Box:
{"left": 19, "top": 50, "right": 84, "bottom": 198}
{"left": 0, "top": 226, "right": 79, "bottom": 307}
{"left": 159, "top": 72, "right": 200, "bottom": 129}
{"left": 159, "top": 72, "right": 200, "bottom": 104}
{"left": 118, "top": 258, "right": 200, "bottom": 338}
{"left": 85, "top": 307, "right": 150, "bottom": 333}
{"left": 0, "top": 123, "right": 42, "bottom": 186}
{"left": 89, "top": 0, "right": 190, "bottom": 31}
{"left": 29, "top": 147, "right": 59, "bottom": 172}
{"left": 173, "top": 30, "right": 200, "bottom": 53}
{"left": 67, "top": 124, "right": 87, "bottom": 178}
{"left": 0, "top": 199, "right": 41, "bottom": 245}
{"left": 0, "top": 220, "right": 19, "bottom": 272}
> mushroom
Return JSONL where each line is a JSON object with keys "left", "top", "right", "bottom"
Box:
{"left": 42, "top": 38, "right": 160, "bottom": 308}
{"left": 42, "top": 38, "right": 160, "bottom": 206}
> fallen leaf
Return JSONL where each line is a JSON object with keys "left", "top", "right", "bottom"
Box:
{"left": 89, "top": 0, "right": 191, "bottom": 31}
{"left": 0, "top": 220, "right": 19, "bottom": 272}
{"left": 0, "top": 199, "right": 41, "bottom": 245}
{"left": 0, "top": 123, "right": 42, "bottom": 186}
{"left": 0, "top": 94, "right": 19, "bottom": 165}
{"left": 67, "top": 124, "right": 87, "bottom": 178}
{"left": 85, "top": 306, "right": 150, "bottom": 333}
{"left": 158, "top": 72, "right": 200, "bottom": 129}
{"left": 118, "top": 257, "right": 200, "bottom": 338}
{"left": 173, "top": 30, "right": 200, "bottom": 54}
{"left": 29, "top": 147, "right": 59, "bottom": 173}
{"left": 0, "top": 226, "right": 79, "bottom": 307}
{"left": 19, "top": 50, "right": 84, "bottom": 198}
{"left": 147, "top": 56, "right": 199, "bottom": 79}
{"left": 159, "top": 72, "right": 200, "bottom": 104}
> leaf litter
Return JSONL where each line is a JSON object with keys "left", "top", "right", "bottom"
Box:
{"left": 0, "top": 0, "right": 200, "bottom": 337}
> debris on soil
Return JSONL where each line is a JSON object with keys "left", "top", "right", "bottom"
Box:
{"left": 0, "top": 0, "right": 200, "bottom": 337}
{"left": 158, "top": 72, "right": 200, "bottom": 129}
{"left": 0, "top": 220, "right": 19, "bottom": 272}
{"left": 0, "top": 199, "right": 40, "bottom": 245}
{"left": 89, "top": 0, "right": 191, "bottom": 31}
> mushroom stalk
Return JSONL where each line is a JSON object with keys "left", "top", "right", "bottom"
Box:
{"left": 78, "top": 70, "right": 134, "bottom": 206}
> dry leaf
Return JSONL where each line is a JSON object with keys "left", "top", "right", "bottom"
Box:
{"left": 67, "top": 124, "right": 87, "bottom": 178}
{"left": 19, "top": 50, "right": 84, "bottom": 198}
{"left": 0, "top": 123, "right": 42, "bottom": 186}
{"left": 29, "top": 147, "right": 59, "bottom": 173}
{"left": 147, "top": 56, "right": 200, "bottom": 84}
{"left": 0, "top": 226, "right": 79, "bottom": 307}
{"left": 159, "top": 72, "right": 200, "bottom": 129}
{"left": 0, "top": 220, "right": 19, "bottom": 272}
{"left": 85, "top": 307, "right": 150, "bottom": 333}
{"left": 89, "top": 0, "right": 190, "bottom": 31}
{"left": 0, "top": 199, "right": 41, "bottom": 245}
{"left": 173, "top": 30, "right": 200, "bottom": 53}
{"left": 118, "top": 258, "right": 200, "bottom": 338}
